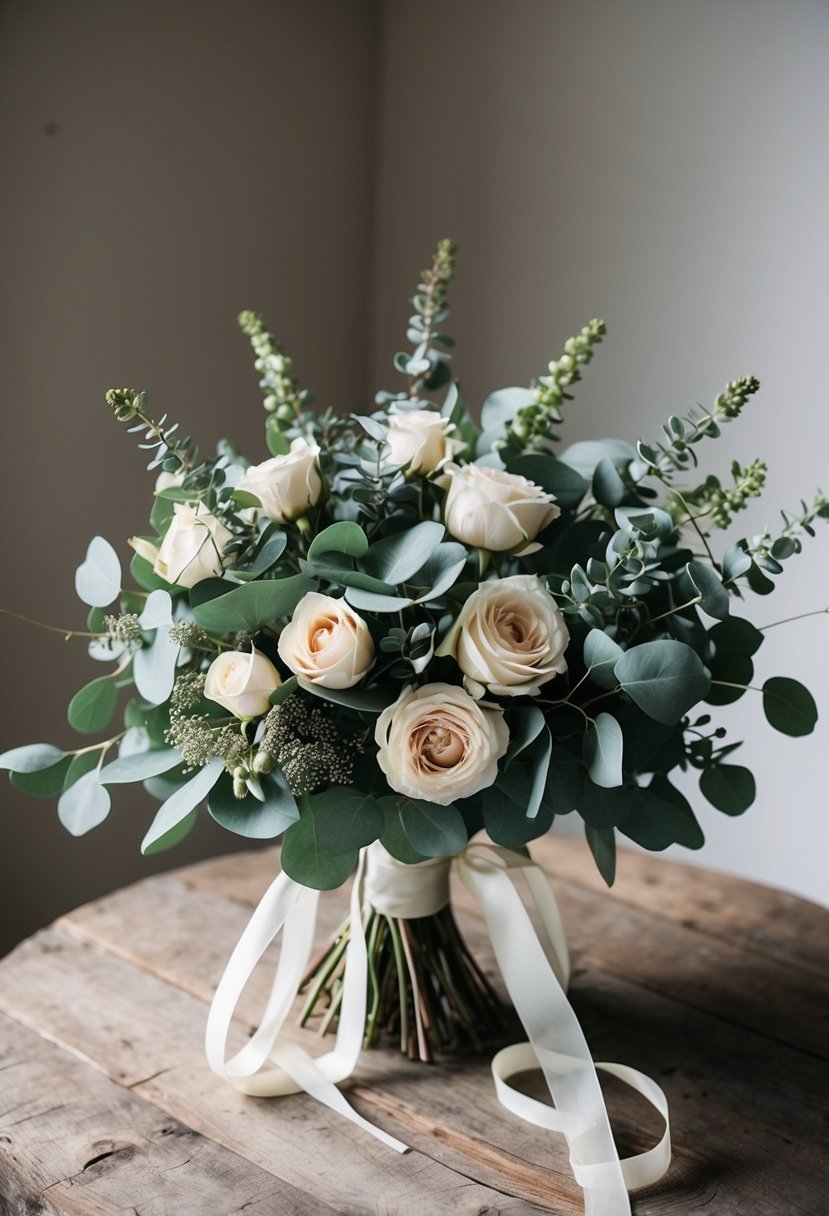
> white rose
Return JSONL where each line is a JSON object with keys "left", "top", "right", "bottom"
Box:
{"left": 130, "top": 502, "right": 232, "bottom": 588}
{"left": 442, "top": 463, "right": 560, "bottom": 551}
{"left": 375, "top": 682, "right": 509, "bottom": 805}
{"left": 437, "top": 574, "right": 569, "bottom": 697}
{"left": 204, "top": 647, "right": 281, "bottom": 720}
{"left": 236, "top": 437, "right": 323, "bottom": 523}
{"left": 154, "top": 468, "right": 185, "bottom": 494}
{"left": 278, "top": 592, "right": 374, "bottom": 689}
{"left": 386, "top": 410, "right": 465, "bottom": 476}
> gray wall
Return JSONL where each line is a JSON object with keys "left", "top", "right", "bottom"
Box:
{"left": 0, "top": 0, "right": 381, "bottom": 955}
{"left": 2, "top": 0, "right": 827, "bottom": 955}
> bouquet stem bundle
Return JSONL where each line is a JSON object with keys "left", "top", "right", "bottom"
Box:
{"left": 299, "top": 904, "right": 518, "bottom": 1061}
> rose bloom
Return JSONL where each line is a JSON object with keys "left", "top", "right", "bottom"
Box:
{"left": 437, "top": 574, "right": 569, "bottom": 697}
{"left": 386, "top": 410, "right": 465, "bottom": 476}
{"left": 278, "top": 592, "right": 374, "bottom": 689}
{"left": 442, "top": 462, "right": 560, "bottom": 551}
{"left": 130, "top": 502, "right": 232, "bottom": 589}
{"left": 236, "top": 437, "right": 323, "bottom": 523}
{"left": 204, "top": 647, "right": 281, "bottom": 720}
{"left": 375, "top": 682, "right": 509, "bottom": 805}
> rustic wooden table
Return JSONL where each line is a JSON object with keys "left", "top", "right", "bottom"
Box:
{"left": 0, "top": 835, "right": 826, "bottom": 1215}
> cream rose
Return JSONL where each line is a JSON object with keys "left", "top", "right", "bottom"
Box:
{"left": 130, "top": 502, "right": 232, "bottom": 588}
{"left": 236, "top": 437, "right": 323, "bottom": 523}
{"left": 278, "top": 592, "right": 374, "bottom": 689}
{"left": 375, "top": 682, "right": 509, "bottom": 805}
{"left": 437, "top": 574, "right": 569, "bottom": 697}
{"left": 204, "top": 647, "right": 281, "bottom": 719}
{"left": 442, "top": 462, "right": 560, "bottom": 551}
{"left": 386, "top": 410, "right": 465, "bottom": 476}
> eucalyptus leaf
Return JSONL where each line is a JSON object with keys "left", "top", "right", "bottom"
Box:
{"left": 699, "top": 764, "right": 756, "bottom": 815}
{"left": 400, "top": 799, "right": 467, "bottom": 857}
{"left": 281, "top": 800, "right": 357, "bottom": 889}
{"left": 585, "top": 824, "right": 616, "bottom": 886}
{"left": 505, "top": 706, "right": 546, "bottom": 766}
{"left": 208, "top": 770, "right": 299, "bottom": 838}
{"left": 308, "top": 521, "right": 368, "bottom": 561}
{"left": 0, "top": 743, "right": 66, "bottom": 773}
{"left": 505, "top": 455, "right": 588, "bottom": 510}
{"left": 762, "top": 677, "right": 817, "bottom": 736}
{"left": 67, "top": 677, "right": 118, "bottom": 734}
{"left": 192, "top": 574, "right": 316, "bottom": 632}
{"left": 245, "top": 525, "right": 287, "bottom": 576}
{"left": 75, "top": 536, "right": 122, "bottom": 607}
{"left": 133, "top": 625, "right": 178, "bottom": 706}
{"left": 559, "top": 439, "right": 636, "bottom": 479}
{"left": 269, "top": 675, "right": 299, "bottom": 705}
{"left": 480, "top": 386, "right": 535, "bottom": 432}
{"left": 99, "top": 747, "right": 181, "bottom": 784}
{"left": 58, "top": 770, "right": 111, "bottom": 836}
{"left": 584, "top": 630, "right": 624, "bottom": 689}
{"left": 412, "top": 542, "right": 468, "bottom": 602}
{"left": 686, "top": 561, "right": 730, "bottom": 621}
{"left": 139, "top": 589, "right": 174, "bottom": 630}
{"left": 615, "top": 640, "right": 710, "bottom": 724}
{"left": 592, "top": 458, "right": 628, "bottom": 508}
{"left": 141, "top": 758, "right": 223, "bottom": 854}
{"left": 583, "top": 713, "right": 624, "bottom": 788}
{"left": 311, "top": 786, "right": 384, "bottom": 853}
{"left": 364, "top": 521, "right": 444, "bottom": 585}
{"left": 10, "top": 756, "right": 71, "bottom": 797}
{"left": 709, "top": 616, "right": 764, "bottom": 658}
{"left": 618, "top": 778, "right": 704, "bottom": 850}
{"left": 483, "top": 781, "right": 554, "bottom": 846}
{"left": 378, "top": 798, "right": 429, "bottom": 864}
{"left": 344, "top": 588, "right": 414, "bottom": 613}
{"left": 297, "top": 678, "right": 388, "bottom": 713}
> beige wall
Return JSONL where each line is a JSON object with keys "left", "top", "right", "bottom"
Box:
{"left": 0, "top": 0, "right": 380, "bottom": 954}
{"left": 1, "top": 0, "right": 827, "bottom": 955}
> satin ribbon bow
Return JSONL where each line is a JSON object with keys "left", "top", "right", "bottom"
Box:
{"left": 205, "top": 841, "right": 670, "bottom": 1213}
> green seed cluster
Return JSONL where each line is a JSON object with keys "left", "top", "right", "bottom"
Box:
{"left": 713, "top": 376, "right": 760, "bottom": 422}
{"left": 259, "top": 695, "right": 355, "bottom": 795}
{"left": 508, "top": 319, "right": 606, "bottom": 449}
{"left": 238, "top": 310, "right": 304, "bottom": 421}
{"left": 680, "top": 458, "right": 768, "bottom": 530}
{"left": 165, "top": 672, "right": 245, "bottom": 772}
{"left": 168, "top": 620, "right": 214, "bottom": 650}
{"left": 104, "top": 612, "right": 143, "bottom": 643}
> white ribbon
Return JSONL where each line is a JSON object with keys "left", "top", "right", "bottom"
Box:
{"left": 205, "top": 840, "right": 670, "bottom": 1211}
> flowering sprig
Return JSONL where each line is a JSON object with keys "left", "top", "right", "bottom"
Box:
{"left": 506, "top": 318, "right": 606, "bottom": 451}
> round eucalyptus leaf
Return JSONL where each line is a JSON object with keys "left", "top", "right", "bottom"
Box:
{"left": 67, "top": 677, "right": 118, "bottom": 734}
{"left": 75, "top": 536, "right": 122, "bottom": 607}
{"left": 58, "top": 770, "right": 111, "bottom": 836}
{"left": 615, "top": 639, "right": 710, "bottom": 724}
{"left": 699, "top": 765, "right": 756, "bottom": 815}
{"left": 762, "top": 677, "right": 818, "bottom": 737}
{"left": 400, "top": 799, "right": 467, "bottom": 857}
{"left": 0, "top": 742, "right": 66, "bottom": 773}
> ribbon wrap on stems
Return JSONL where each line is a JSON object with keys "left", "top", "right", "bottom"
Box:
{"left": 205, "top": 840, "right": 671, "bottom": 1214}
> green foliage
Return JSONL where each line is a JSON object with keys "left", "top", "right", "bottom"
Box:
{"left": 615, "top": 640, "right": 711, "bottom": 724}
{"left": 400, "top": 799, "right": 467, "bottom": 857}
{"left": 208, "top": 771, "right": 299, "bottom": 839}
{"left": 281, "top": 797, "right": 357, "bottom": 889}
{"left": 192, "top": 574, "right": 316, "bottom": 633}
{"left": 67, "top": 677, "right": 118, "bottom": 734}
{"left": 58, "top": 770, "right": 111, "bottom": 836}
{"left": 141, "top": 758, "right": 223, "bottom": 854}
{"left": 700, "top": 764, "right": 756, "bottom": 815}
{"left": 762, "top": 677, "right": 818, "bottom": 736}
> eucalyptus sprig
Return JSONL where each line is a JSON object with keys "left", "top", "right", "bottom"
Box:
{"left": 637, "top": 375, "right": 761, "bottom": 481}
{"left": 393, "top": 238, "right": 457, "bottom": 397}
{"left": 105, "top": 388, "right": 197, "bottom": 473}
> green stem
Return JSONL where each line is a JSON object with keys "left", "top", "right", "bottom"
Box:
{"left": 0, "top": 608, "right": 102, "bottom": 639}
{"left": 759, "top": 606, "right": 829, "bottom": 631}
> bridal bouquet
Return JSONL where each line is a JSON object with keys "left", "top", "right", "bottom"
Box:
{"left": 1, "top": 241, "right": 824, "bottom": 1065}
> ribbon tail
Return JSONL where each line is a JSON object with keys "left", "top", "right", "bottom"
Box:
{"left": 460, "top": 849, "right": 666, "bottom": 1216}
{"left": 204, "top": 853, "right": 407, "bottom": 1153}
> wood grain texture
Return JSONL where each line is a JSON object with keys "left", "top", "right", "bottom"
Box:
{"left": 0, "top": 834, "right": 826, "bottom": 1215}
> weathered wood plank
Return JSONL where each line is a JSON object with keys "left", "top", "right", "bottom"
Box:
{"left": 0, "top": 1010, "right": 338, "bottom": 1215}
{"left": 52, "top": 870, "right": 829, "bottom": 1214}
{"left": 9, "top": 885, "right": 829, "bottom": 1214}
{"left": 0, "top": 929, "right": 547, "bottom": 1215}
{"left": 537, "top": 834, "right": 829, "bottom": 979}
